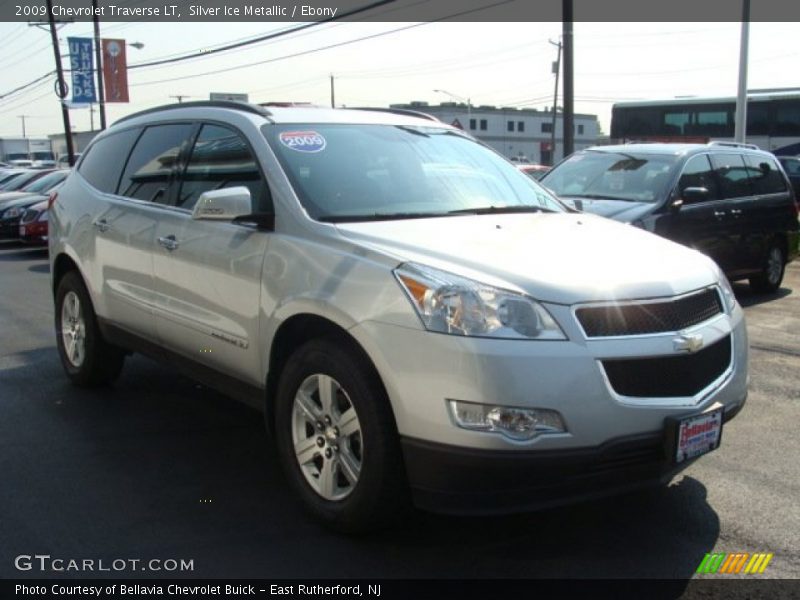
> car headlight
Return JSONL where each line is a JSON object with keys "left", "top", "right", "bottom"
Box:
{"left": 5, "top": 207, "right": 22, "bottom": 218}
{"left": 717, "top": 271, "right": 737, "bottom": 313}
{"left": 394, "top": 262, "right": 565, "bottom": 340}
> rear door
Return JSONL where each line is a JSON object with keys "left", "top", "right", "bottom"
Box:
{"left": 738, "top": 153, "right": 793, "bottom": 272}
{"left": 152, "top": 122, "right": 272, "bottom": 386}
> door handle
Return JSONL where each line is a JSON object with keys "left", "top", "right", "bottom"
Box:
{"left": 713, "top": 210, "right": 727, "bottom": 218}
{"left": 730, "top": 209, "right": 743, "bottom": 216}
{"left": 92, "top": 218, "right": 109, "bottom": 233}
{"left": 157, "top": 234, "right": 179, "bottom": 251}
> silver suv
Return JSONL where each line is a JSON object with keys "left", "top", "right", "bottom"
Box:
{"left": 49, "top": 102, "right": 749, "bottom": 531}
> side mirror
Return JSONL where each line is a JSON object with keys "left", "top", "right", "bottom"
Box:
{"left": 191, "top": 187, "right": 253, "bottom": 221}
{"left": 680, "top": 186, "right": 710, "bottom": 204}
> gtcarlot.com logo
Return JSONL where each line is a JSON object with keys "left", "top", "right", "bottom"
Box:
{"left": 14, "top": 554, "right": 194, "bottom": 573}
{"left": 696, "top": 552, "right": 773, "bottom": 575}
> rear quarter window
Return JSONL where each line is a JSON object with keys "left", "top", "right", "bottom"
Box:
{"left": 743, "top": 154, "right": 787, "bottom": 195}
{"left": 78, "top": 128, "right": 142, "bottom": 194}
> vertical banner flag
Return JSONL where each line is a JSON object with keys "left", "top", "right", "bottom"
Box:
{"left": 102, "top": 39, "right": 129, "bottom": 103}
{"left": 67, "top": 37, "right": 97, "bottom": 104}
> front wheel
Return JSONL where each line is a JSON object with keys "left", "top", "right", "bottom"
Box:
{"left": 274, "top": 339, "right": 409, "bottom": 533}
{"left": 55, "top": 271, "right": 125, "bottom": 386}
{"left": 749, "top": 243, "right": 785, "bottom": 294}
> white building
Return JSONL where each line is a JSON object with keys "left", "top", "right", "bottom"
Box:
{"left": 390, "top": 101, "right": 601, "bottom": 165}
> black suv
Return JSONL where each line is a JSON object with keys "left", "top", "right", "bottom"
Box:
{"left": 541, "top": 142, "right": 800, "bottom": 293}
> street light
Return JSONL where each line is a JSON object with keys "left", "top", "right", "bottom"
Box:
{"left": 433, "top": 89, "right": 471, "bottom": 118}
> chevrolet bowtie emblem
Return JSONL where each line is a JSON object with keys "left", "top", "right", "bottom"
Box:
{"left": 674, "top": 333, "right": 704, "bottom": 353}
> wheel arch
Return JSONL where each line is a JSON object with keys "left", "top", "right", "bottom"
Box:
{"left": 264, "top": 313, "right": 392, "bottom": 434}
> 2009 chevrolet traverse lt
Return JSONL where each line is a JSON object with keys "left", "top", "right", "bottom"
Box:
{"left": 49, "top": 102, "right": 748, "bottom": 531}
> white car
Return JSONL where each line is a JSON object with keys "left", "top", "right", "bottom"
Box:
{"left": 49, "top": 101, "right": 748, "bottom": 531}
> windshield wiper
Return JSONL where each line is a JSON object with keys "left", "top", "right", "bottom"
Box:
{"left": 318, "top": 212, "right": 449, "bottom": 223}
{"left": 562, "top": 194, "right": 641, "bottom": 202}
{"left": 447, "top": 205, "right": 554, "bottom": 215}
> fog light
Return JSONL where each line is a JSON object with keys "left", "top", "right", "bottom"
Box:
{"left": 448, "top": 400, "right": 566, "bottom": 440}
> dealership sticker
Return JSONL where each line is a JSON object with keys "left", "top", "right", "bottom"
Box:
{"left": 279, "top": 131, "right": 327, "bottom": 153}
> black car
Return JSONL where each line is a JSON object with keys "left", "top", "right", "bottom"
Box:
{"left": 777, "top": 156, "right": 800, "bottom": 200}
{"left": 540, "top": 142, "right": 800, "bottom": 293}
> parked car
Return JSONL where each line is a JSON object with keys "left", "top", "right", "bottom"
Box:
{"left": 0, "top": 169, "right": 68, "bottom": 206}
{"left": 18, "top": 198, "right": 49, "bottom": 245}
{"left": 50, "top": 102, "right": 748, "bottom": 532}
{"left": 56, "top": 153, "right": 81, "bottom": 169}
{"left": 517, "top": 163, "right": 551, "bottom": 180}
{"left": 540, "top": 143, "right": 800, "bottom": 293}
{"left": 0, "top": 194, "right": 51, "bottom": 239}
{"left": 0, "top": 169, "right": 29, "bottom": 188}
{"left": 0, "top": 169, "right": 53, "bottom": 192}
{"left": 777, "top": 156, "right": 800, "bottom": 199}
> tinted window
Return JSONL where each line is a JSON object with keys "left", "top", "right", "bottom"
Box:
{"left": 78, "top": 128, "right": 141, "bottom": 194}
{"left": 710, "top": 154, "right": 752, "bottom": 199}
{"left": 118, "top": 124, "right": 194, "bottom": 202}
{"left": 178, "top": 124, "right": 270, "bottom": 211}
{"left": 743, "top": 154, "right": 787, "bottom": 195}
{"left": 779, "top": 157, "right": 800, "bottom": 177}
{"left": 677, "top": 154, "right": 720, "bottom": 203}
{"left": 774, "top": 100, "right": 800, "bottom": 135}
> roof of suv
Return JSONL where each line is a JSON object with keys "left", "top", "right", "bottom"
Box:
{"left": 586, "top": 143, "right": 774, "bottom": 157}
{"left": 115, "top": 100, "right": 446, "bottom": 128}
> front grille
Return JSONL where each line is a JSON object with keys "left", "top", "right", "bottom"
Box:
{"left": 602, "top": 334, "right": 731, "bottom": 397}
{"left": 577, "top": 288, "right": 723, "bottom": 337}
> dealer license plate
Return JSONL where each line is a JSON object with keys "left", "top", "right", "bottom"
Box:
{"left": 675, "top": 408, "right": 723, "bottom": 464}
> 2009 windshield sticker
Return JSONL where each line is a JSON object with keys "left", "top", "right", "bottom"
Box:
{"left": 279, "top": 131, "right": 327, "bottom": 153}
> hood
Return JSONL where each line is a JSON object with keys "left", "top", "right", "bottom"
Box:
{"left": 335, "top": 212, "right": 719, "bottom": 304}
{"left": 0, "top": 191, "right": 35, "bottom": 205}
{"left": 558, "top": 196, "right": 655, "bottom": 223}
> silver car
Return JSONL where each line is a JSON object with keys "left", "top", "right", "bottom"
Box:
{"left": 49, "top": 102, "right": 748, "bottom": 531}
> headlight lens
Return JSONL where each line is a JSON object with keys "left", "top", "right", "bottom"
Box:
{"left": 717, "top": 271, "right": 737, "bottom": 313}
{"left": 394, "top": 262, "right": 565, "bottom": 340}
{"left": 5, "top": 207, "right": 22, "bottom": 218}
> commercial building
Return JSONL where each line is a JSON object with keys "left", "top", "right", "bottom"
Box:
{"left": 390, "top": 101, "right": 601, "bottom": 164}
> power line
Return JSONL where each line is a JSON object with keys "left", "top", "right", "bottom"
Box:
{"left": 127, "top": 0, "right": 395, "bottom": 71}
{"left": 130, "top": 0, "right": 518, "bottom": 89}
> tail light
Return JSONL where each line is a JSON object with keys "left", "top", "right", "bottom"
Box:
{"left": 47, "top": 190, "right": 58, "bottom": 210}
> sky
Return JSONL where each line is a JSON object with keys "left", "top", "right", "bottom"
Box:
{"left": 0, "top": 19, "right": 798, "bottom": 139}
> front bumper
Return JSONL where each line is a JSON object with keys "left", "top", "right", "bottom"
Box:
{"left": 402, "top": 397, "right": 745, "bottom": 514}
{"left": 349, "top": 293, "right": 749, "bottom": 513}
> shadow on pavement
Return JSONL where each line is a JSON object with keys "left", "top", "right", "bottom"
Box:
{"left": 0, "top": 348, "right": 719, "bottom": 587}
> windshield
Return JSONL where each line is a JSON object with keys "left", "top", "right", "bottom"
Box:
{"left": 0, "top": 172, "right": 37, "bottom": 191}
{"left": 21, "top": 170, "right": 65, "bottom": 193}
{"left": 542, "top": 151, "right": 680, "bottom": 203}
{"left": 264, "top": 124, "right": 564, "bottom": 221}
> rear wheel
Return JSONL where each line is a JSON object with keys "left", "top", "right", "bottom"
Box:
{"left": 274, "top": 339, "right": 409, "bottom": 533}
{"left": 749, "top": 243, "right": 785, "bottom": 293}
{"left": 55, "top": 271, "right": 125, "bottom": 386}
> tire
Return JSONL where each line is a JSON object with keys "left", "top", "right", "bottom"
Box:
{"left": 55, "top": 270, "right": 125, "bottom": 387}
{"left": 749, "top": 243, "right": 785, "bottom": 294}
{"left": 274, "top": 338, "right": 409, "bottom": 533}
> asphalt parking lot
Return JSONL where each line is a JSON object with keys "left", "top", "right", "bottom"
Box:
{"left": 0, "top": 240, "right": 798, "bottom": 582}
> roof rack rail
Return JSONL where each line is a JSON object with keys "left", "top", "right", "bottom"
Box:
{"left": 115, "top": 100, "right": 272, "bottom": 124}
{"left": 708, "top": 141, "right": 760, "bottom": 150}
{"left": 343, "top": 107, "right": 440, "bottom": 122}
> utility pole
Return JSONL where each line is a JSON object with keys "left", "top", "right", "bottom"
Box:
{"left": 734, "top": 0, "right": 750, "bottom": 143}
{"left": 562, "top": 0, "right": 574, "bottom": 158}
{"left": 548, "top": 39, "right": 562, "bottom": 166}
{"left": 89, "top": 104, "right": 95, "bottom": 131}
{"left": 92, "top": 0, "right": 106, "bottom": 130}
{"left": 18, "top": 115, "right": 28, "bottom": 137}
{"left": 330, "top": 74, "right": 335, "bottom": 108}
{"left": 45, "top": 0, "right": 75, "bottom": 166}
